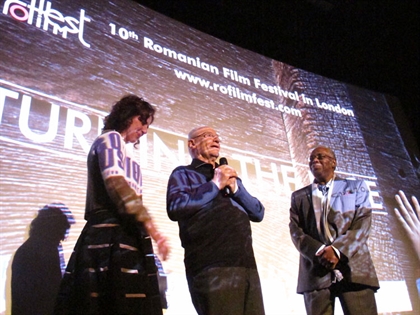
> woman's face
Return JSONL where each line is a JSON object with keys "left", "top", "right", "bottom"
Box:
{"left": 122, "top": 115, "right": 152, "bottom": 143}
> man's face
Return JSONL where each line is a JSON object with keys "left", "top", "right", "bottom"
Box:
{"left": 309, "top": 147, "right": 336, "bottom": 183}
{"left": 188, "top": 127, "right": 221, "bottom": 163}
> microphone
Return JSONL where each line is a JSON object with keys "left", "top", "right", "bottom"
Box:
{"left": 219, "top": 157, "right": 228, "bottom": 166}
{"left": 219, "top": 157, "right": 232, "bottom": 196}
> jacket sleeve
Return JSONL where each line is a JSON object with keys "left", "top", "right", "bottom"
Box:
{"left": 331, "top": 180, "right": 372, "bottom": 261}
{"left": 289, "top": 189, "right": 325, "bottom": 261}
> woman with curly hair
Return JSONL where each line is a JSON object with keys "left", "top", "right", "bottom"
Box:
{"left": 55, "top": 95, "right": 169, "bottom": 315}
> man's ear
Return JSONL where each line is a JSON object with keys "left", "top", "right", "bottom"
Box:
{"left": 187, "top": 139, "right": 198, "bottom": 159}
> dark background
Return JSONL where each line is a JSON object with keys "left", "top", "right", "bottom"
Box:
{"left": 135, "top": 0, "right": 419, "bottom": 160}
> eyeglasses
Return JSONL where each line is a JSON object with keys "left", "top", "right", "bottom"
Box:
{"left": 309, "top": 154, "right": 334, "bottom": 162}
{"left": 192, "top": 132, "right": 222, "bottom": 142}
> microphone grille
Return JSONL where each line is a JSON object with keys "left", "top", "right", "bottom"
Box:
{"left": 219, "top": 157, "right": 228, "bottom": 165}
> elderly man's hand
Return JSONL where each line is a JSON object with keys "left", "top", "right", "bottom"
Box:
{"left": 212, "top": 165, "right": 238, "bottom": 192}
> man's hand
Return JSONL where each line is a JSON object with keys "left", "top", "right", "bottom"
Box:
{"left": 316, "top": 245, "right": 339, "bottom": 270}
{"left": 213, "top": 165, "right": 238, "bottom": 192}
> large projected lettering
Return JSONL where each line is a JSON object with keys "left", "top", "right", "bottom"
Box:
{"left": 144, "top": 37, "right": 219, "bottom": 74}
{"left": 145, "top": 35, "right": 353, "bottom": 116}
{"left": 19, "top": 95, "right": 60, "bottom": 143}
{"left": 0, "top": 86, "right": 100, "bottom": 153}
{"left": 1, "top": 0, "right": 419, "bottom": 314}
{"left": 2, "top": 0, "right": 90, "bottom": 47}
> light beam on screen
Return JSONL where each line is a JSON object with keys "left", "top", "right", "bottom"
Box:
{"left": 0, "top": 0, "right": 419, "bottom": 314}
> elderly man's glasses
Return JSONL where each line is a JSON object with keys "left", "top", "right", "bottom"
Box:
{"left": 193, "top": 132, "right": 221, "bottom": 142}
{"left": 309, "top": 154, "right": 334, "bottom": 162}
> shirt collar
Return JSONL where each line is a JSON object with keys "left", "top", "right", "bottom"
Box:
{"left": 191, "top": 158, "right": 215, "bottom": 169}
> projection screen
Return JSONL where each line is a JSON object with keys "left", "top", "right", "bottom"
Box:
{"left": 1, "top": 0, "right": 419, "bottom": 314}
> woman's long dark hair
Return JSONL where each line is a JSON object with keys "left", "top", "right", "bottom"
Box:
{"left": 103, "top": 94, "right": 156, "bottom": 133}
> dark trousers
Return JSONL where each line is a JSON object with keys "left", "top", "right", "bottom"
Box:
{"left": 187, "top": 266, "right": 265, "bottom": 315}
{"left": 303, "top": 282, "right": 378, "bottom": 315}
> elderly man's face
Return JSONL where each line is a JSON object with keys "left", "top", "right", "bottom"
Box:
{"left": 188, "top": 127, "right": 221, "bottom": 163}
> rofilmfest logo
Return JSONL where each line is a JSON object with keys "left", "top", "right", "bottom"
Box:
{"left": 2, "top": 0, "right": 91, "bottom": 47}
